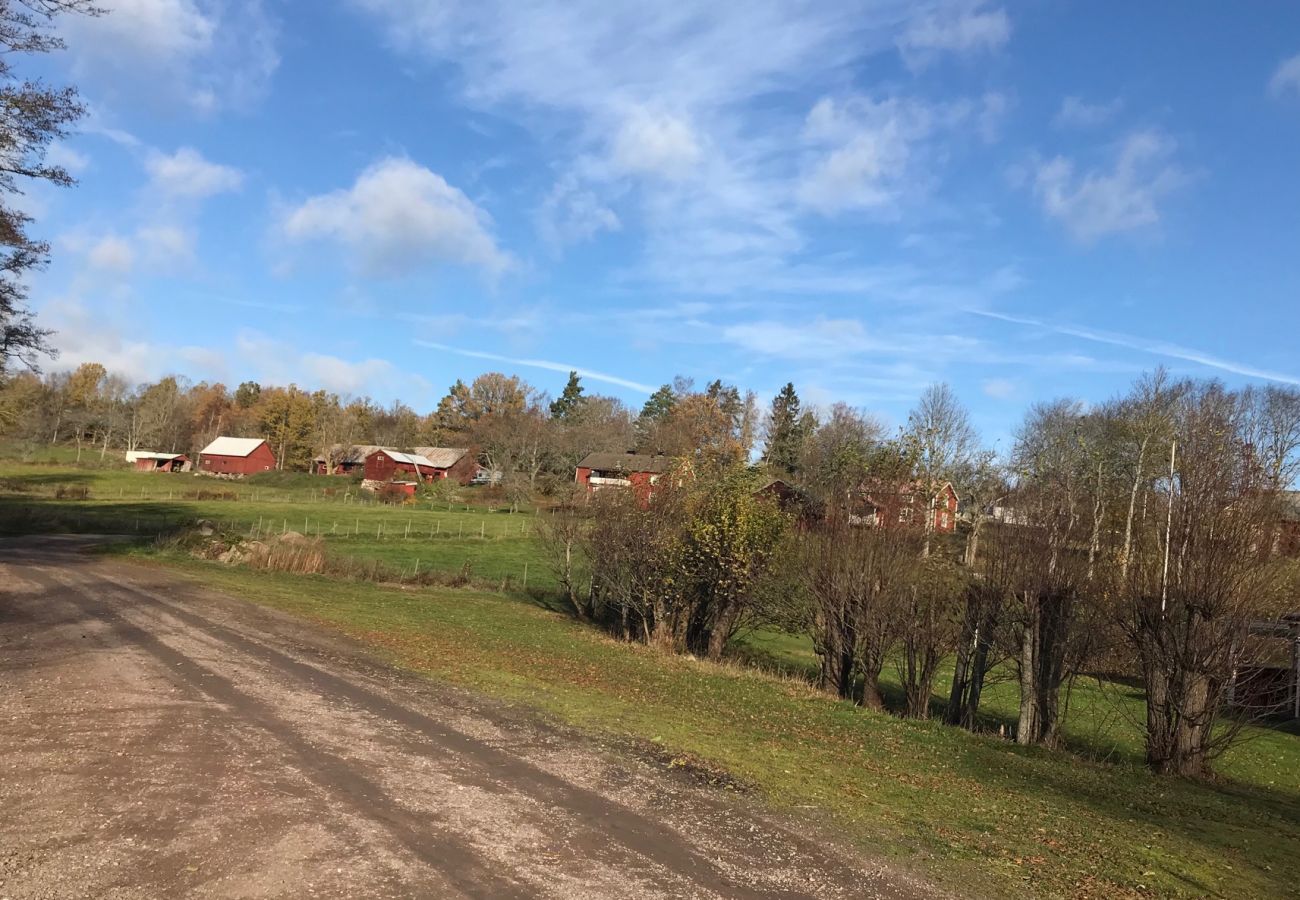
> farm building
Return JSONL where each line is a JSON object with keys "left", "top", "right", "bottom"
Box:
{"left": 313, "top": 445, "right": 388, "bottom": 476}
{"left": 855, "top": 480, "right": 959, "bottom": 532}
{"left": 1277, "top": 492, "right": 1300, "bottom": 558}
{"left": 575, "top": 451, "right": 672, "bottom": 495}
{"left": 363, "top": 448, "right": 440, "bottom": 483}
{"left": 125, "top": 451, "right": 190, "bottom": 473}
{"left": 411, "top": 447, "right": 480, "bottom": 484}
{"left": 197, "top": 437, "right": 276, "bottom": 476}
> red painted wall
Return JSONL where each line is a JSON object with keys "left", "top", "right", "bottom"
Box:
{"left": 199, "top": 442, "right": 275, "bottom": 476}
{"left": 364, "top": 451, "right": 434, "bottom": 483}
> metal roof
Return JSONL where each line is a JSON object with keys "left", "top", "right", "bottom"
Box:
{"left": 126, "top": 451, "right": 187, "bottom": 462}
{"left": 577, "top": 451, "right": 673, "bottom": 474}
{"left": 372, "top": 449, "right": 437, "bottom": 469}
{"left": 410, "top": 447, "right": 471, "bottom": 469}
{"left": 199, "top": 436, "right": 268, "bottom": 458}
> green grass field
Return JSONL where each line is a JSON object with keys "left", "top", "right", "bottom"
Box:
{"left": 0, "top": 455, "right": 554, "bottom": 588}
{"left": 4, "top": 452, "right": 1300, "bottom": 898}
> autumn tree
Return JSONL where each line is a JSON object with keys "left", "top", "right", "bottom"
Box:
{"left": 256, "top": 385, "right": 315, "bottom": 470}
{"left": 0, "top": 0, "right": 100, "bottom": 374}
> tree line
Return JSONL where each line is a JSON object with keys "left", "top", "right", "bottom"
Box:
{"left": 541, "top": 373, "right": 1300, "bottom": 779}
{"left": 0, "top": 363, "right": 758, "bottom": 489}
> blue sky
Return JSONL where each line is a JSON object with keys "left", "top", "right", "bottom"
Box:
{"left": 25, "top": 1, "right": 1300, "bottom": 450}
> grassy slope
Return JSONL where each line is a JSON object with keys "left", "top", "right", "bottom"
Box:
{"left": 123, "top": 556, "right": 1299, "bottom": 900}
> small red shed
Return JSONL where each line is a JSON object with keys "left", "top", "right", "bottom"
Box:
{"left": 198, "top": 437, "right": 277, "bottom": 476}
{"left": 126, "top": 451, "right": 190, "bottom": 473}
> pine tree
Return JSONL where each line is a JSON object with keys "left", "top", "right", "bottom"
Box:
{"left": 639, "top": 383, "right": 676, "bottom": 422}
{"left": 549, "top": 370, "right": 585, "bottom": 419}
{"left": 762, "top": 382, "right": 804, "bottom": 475}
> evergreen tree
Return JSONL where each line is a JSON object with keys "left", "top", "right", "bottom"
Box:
{"left": 762, "top": 382, "right": 804, "bottom": 475}
{"left": 640, "top": 383, "right": 676, "bottom": 422}
{"left": 234, "top": 381, "right": 261, "bottom": 409}
{"left": 549, "top": 370, "right": 585, "bottom": 419}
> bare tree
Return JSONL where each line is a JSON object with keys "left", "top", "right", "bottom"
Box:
{"left": 536, "top": 487, "right": 592, "bottom": 618}
{"left": 1119, "top": 381, "right": 1291, "bottom": 776}
{"left": 906, "top": 384, "right": 978, "bottom": 555}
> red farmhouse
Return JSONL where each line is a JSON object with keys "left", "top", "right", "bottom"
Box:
{"left": 198, "top": 437, "right": 276, "bottom": 476}
{"left": 857, "top": 480, "right": 959, "bottom": 533}
{"left": 363, "top": 449, "right": 440, "bottom": 483}
{"left": 575, "top": 451, "right": 671, "bottom": 497}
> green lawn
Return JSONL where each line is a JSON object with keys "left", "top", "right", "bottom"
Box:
{"left": 0, "top": 457, "right": 554, "bottom": 588}
{"left": 115, "top": 557, "right": 1300, "bottom": 900}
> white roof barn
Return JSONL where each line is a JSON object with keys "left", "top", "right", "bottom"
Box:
{"left": 199, "top": 436, "right": 269, "bottom": 457}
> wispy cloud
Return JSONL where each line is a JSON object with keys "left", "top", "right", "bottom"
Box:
{"left": 413, "top": 340, "right": 656, "bottom": 393}
{"left": 968, "top": 309, "right": 1300, "bottom": 385}
{"left": 1269, "top": 53, "right": 1300, "bottom": 98}
{"left": 1031, "top": 130, "right": 1187, "bottom": 242}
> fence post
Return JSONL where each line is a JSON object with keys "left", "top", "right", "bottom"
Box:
{"left": 522, "top": 562, "right": 528, "bottom": 590}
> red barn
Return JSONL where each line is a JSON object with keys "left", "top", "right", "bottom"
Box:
{"left": 411, "top": 447, "right": 480, "bottom": 485}
{"left": 575, "top": 451, "right": 672, "bottom": 498}
{"left": 857, "top": 480, "right": 959, "bottom": 533}
{"left": 363, "top": 449, "right": 439, "bottom": 483}
{"left": 198, "top": 437, "right": 276, "bottom": 476}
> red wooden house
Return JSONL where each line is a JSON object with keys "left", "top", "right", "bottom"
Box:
{"left": 856, "top": 480, "right": 959, "bottom": 533}
{"left": 198, "top": 437, "right": 276, "bottom": 476}
{"left": 575, "top": 451, "right": 672, "bottom": 497}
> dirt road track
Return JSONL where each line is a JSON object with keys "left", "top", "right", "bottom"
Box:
{"left": 0, "top": 537, "right": 942, "bottom": 899}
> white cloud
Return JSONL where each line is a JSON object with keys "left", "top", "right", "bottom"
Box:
{"left": 1032, "top": 130, "right": 1187, "bottom": 242}
{"left": 969, "top": 309, "right": 1300, "bottom": 386}
{"left": 537, "top": 175, "right": 621, "bottom": 248}
{"left": 87, "top": 235, "right": 135, "bottom": 273}
{"left": 136, "top": 224, "right": 197, "bottom": 270}
{"left": 1269, "top": 54, "right": 1300, "bottom": 98}
{"left": 898, "top": 3, "right": 1010, "bottom": 68}
{"left": 981, "top": 377, "right": 1016, "bottom": 399}
{"left": 1053, "top": 96, "right": 1123, "bottom": 129}
{"left": 414, "top": 340, "right": 655, "bottom": 393}
{"left": 281, "top": 157, "right": 510, "bottom": 278}
{"left": 47, "top": 142, "right": 91, "bottom": 174}
{"left": 610, "top": 108, "right": 702, "bottom": 180}
{"left": 798, "top": 94, "right": 998, "bottom": 215}
{"left": 63, "top": 0, "right": 278, "bottom": 113}
{"left": 145, "top": 147, "right": 244, "bottom": 199}
{"left": 347, "top": 0, "right": 934, "bottom": 293}
{"left": 300, "top": 354, "right": 398, "bottom": 395}
{"left": 798, "top": 97, "right": 933, "bottom": 215}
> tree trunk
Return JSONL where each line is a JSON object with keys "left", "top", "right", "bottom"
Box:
{"left": 1017, "top": 589, "right": 1069, "bottom": 747}
{"left": 1120, "top": 437, "right": 1149, "bottom": 581}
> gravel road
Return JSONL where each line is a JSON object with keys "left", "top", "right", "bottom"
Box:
{"left": 0, "top": 536, "right": 943, "bottom": 899}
